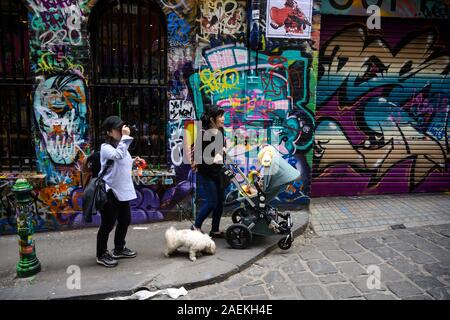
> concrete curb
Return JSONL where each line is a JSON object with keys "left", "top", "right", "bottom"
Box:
{"left": 59, "top": 210, "right": 310, "bottom": 300}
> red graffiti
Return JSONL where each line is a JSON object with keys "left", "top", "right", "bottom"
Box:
{"left": 261, "top": 56, "right": 289, "bottom": 97}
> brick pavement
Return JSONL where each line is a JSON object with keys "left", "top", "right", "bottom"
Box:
{"left": 174, "top": 224, "right": 450, "bottom": 300}
{"left": 310, "top": 193, "right": 450, "bottom": 235}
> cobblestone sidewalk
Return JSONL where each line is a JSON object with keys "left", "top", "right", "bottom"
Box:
{"left": 310, "top": 193, "right": 450, "bottom": 235}
{"left": 174, "top": 224, "right": 450, "bottom": 300}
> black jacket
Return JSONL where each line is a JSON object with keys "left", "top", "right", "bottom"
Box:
{"left": 197, "top": 127, "right": 225, "bottom": 182}
{"left": 82, "top": 159, "right": 113, "bottom": 223}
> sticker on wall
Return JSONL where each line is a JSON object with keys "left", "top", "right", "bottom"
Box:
{"left": 169, "top": 100, "right": 195, "bottom": 120}
{"left": 266, "top": 0, "right": 313, "bottom": 39}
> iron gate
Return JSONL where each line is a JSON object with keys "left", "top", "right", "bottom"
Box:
{"left": 0, "top": 0, "right": 34, "bottom": 172}
{"left": 89, "top": 0, "right": 168, "bottom": 166}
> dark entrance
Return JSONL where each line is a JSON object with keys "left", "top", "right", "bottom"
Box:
{"left": 89, "top": 0, "right": 167, "bottom": 166}
{"left": 0, "top": 0, "right": 34, "bottom": 172}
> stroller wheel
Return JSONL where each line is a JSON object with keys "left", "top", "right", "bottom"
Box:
{"left": 231, "top": 208, "right": 245, "bottom": 223}
{"left": 226, "top": 224, "right": 252, "bottom": 249}
{"left": 278, "top": 237, "right": 292, "bottom": 250}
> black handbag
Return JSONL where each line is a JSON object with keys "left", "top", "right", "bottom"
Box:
{"left": 82, "top": 160, "right": 113, "bottom": 222}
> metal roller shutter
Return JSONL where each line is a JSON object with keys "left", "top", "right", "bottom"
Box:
{"left": 312, "top": 14, "right": 450, "bottom": 197}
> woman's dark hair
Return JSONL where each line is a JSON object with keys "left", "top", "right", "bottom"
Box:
{"left": 102, "top": 130, "right": 118, "bottom": 147}
{"left": 201, "top": 107, "right": 225, "bottom": 129}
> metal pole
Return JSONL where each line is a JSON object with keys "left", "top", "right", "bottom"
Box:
{"left": 12, "top": 179, "right": 41, "bottom": 278}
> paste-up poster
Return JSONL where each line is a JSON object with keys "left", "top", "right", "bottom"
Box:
{"left": 266, "top": 0, "right": 313, "bottom": 39}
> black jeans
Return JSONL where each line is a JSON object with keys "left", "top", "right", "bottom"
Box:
{"left": 96, "top": 190, "right": 131, "bottom": 258}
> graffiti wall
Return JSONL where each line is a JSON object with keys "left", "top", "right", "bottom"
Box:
{"left": 0, "top": 0, "right": 317, "bottom": 235}
{"left": 187, "top": 0, "right": 321, "bottom": 210}
{"left": 0, "top": 0, "right": 200, "bottom": 235}
{"left": 14, "top": 0, "right": 91, "bottom": 234}
{"left": 2, "top": 0, "right": 446, "bottom": 235}
{"left": 312, "top": 16, "right": 450, "bottom": 196}
{"left": 322, "top": 0, "right": 450, "bottom": 19}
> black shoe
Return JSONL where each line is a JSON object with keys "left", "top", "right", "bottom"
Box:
{"left": 112, "top": 247, "right": 137, "bottom": 259}
{"left": 209, "top": 231, "right": 225, "bottom": 239}
{"left": 96, "top": 251, "right": 118, "bottom": 268}
{"left": 191, "top": 225, "right": 204, "bottom": 233}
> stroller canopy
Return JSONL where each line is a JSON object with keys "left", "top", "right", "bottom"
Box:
{"left": 258, "top": 146, "right": 301, "bottom": 201}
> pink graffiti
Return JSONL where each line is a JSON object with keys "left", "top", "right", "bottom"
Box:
{"left": 32, "top": 0, "right": 79, "bottom": 10}
{"left": 403, "top": 90, "right": 449, "bottom": 127}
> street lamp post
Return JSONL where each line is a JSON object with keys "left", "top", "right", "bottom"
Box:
{"left": 12, "top": 179, "right": 41, "bottom": 278}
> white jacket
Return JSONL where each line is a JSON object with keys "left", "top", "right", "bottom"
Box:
{"left": 100, "top": 135, "right": 137, "bottom": 202}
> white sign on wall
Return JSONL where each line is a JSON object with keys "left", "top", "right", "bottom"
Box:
{"left": 169, "top": 100, "right": 195, "bottom": 120}
{"left": 266, "top": 0, "right": 313, "bottom": 39}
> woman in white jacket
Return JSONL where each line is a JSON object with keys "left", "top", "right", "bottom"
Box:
{"left": 96, "top": 115, "right": 140, "bottom": 268}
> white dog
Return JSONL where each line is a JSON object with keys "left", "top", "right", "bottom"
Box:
{"left": 164, "top": 227, "right": 216, "bottom": 261}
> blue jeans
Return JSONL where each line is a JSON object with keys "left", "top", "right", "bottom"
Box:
{"left": 195, "top": 173, "right": 224, "bottom": 232}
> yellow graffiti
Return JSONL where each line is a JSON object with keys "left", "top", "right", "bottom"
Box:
{"left": 229, "top": 95, "right": 249, "bottom": 108}
{"left": 184, "top": 121, "right": 198, "bottom": 146}
{"left": 36, "top": 51, "right": 85, "bottom": 75}
{"left": 199, "top": 68, "right": 239, "bottom": 94}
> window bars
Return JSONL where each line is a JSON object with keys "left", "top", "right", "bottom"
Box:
{"left": 90, "top": 0, "right": 168, "bottom": 167}
{"left": 0, "top": 0, "right": 34, "bottom": 172}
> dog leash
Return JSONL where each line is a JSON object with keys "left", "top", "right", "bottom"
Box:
{"left": 176, "top": 202, "right": 195, "bottom": 227}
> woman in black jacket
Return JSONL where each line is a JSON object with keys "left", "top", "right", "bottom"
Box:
{"left": 192, "top": 107, "right": 227, "bottom": 238}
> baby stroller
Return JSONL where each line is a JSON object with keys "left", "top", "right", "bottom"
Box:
{"left": 223, "top": 145, "right": 301, "bottom": 250}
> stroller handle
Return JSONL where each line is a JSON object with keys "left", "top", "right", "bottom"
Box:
{"left": 224, "top": 162, "right": 265, "bottom": 199}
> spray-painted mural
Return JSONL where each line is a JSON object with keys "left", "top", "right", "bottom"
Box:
{"left": 322, "top": 0, "right": 450, "bottom": 19}
{"left": 187, "top": 0, "right": 321, "bottom": 210}
{"left": 0, "top": 0, "right": 199, "bottom": 235}
{"left": 1, "top": 0, "right": 319, "bottom": 234}
{"left": 18, "top": 0, "right": 91, "bottom": 234}
{"left": 33, "top": 72, "right": 88, "bottom": 167}
{"left": 197, "top": 0, "right": 247, "bottom": 45}
{"left": 313, "top": 17, "right": 450, "bottom": 197}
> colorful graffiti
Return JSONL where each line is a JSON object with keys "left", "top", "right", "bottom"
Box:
{"left": 29, "top": 0, "right": 90, "bottom": 172}
{"left": 313, "top": 20, "right": 450, "bottom": 196}
{"left": 168, "top": 46, "right": 194, "bottom": 99}
{"left": 0, "top": 168, "right": 194, "bottom": 235}
{"left": 160, "top": 0, "right": 197, "bottom": 34}
{"left": 33, "top": 72, "right": 88, "bottom": 166}
{"left": 322, "top": 0, "right": 450, "bottom": 19}
{"left": 35, "top": 51, "right": 84, "bottom": 74}
{"left": 29, "top": 0, "right": 85, "bottom": 46}
{"left": 167, "top": 11, "right": 191, "bottom": 46}
{"left": 188, "top": 43, "right": 316, "bottom": 207}
{"left": 1, "top": 0, "right": 319, "bottom": 235}
{"left": 28, "top": 0, "right": 87, "bottom": 75}
{"left": 17, "top": 0, "right": 91, "bottom": 234}
{"left": 197, "top": 0, "right": 246, "bottom": 44}
{"left": 71, "top": 167, "right": 194, "bottom": 228}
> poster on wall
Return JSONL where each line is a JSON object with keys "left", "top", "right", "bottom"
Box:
{"left": 266, "top": 0, "right": 313, "bottom": 39}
